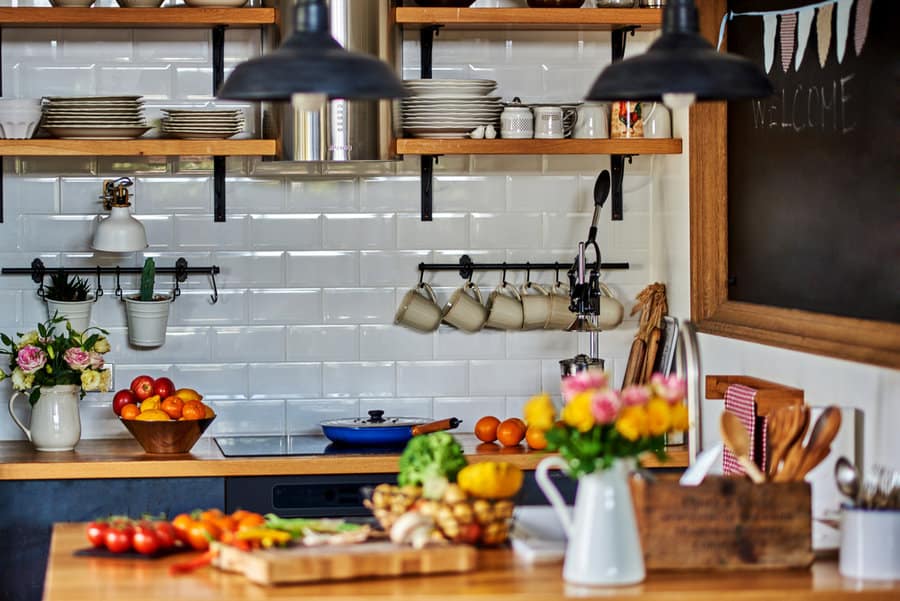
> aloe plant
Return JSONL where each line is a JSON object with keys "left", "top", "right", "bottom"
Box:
{"left": 139, "top": 258, "right": 156, "bottom": 302}
{"left": 45, "top": 272, "right": 91, "bottom": 302}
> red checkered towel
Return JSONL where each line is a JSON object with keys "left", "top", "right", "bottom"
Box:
{"left": 722, "top": 384, "right": 765, "bottom": 476}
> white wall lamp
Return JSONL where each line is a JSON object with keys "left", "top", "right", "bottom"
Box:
{"left": 91, "top": 177, "right": 148, "bottom": 253}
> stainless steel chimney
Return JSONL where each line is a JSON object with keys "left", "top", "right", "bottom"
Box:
{"left": 261, "top": 0, "right": 399, "bottom": 162}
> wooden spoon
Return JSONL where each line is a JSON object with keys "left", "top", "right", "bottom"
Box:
{"left": 720, "top": 411, "right": 766, "bottom": 484}
{"left": 767, "top": 405, "right": 806, "bottom": 477}
{"left": 795, "top": 406, "right": 842, "bottom": 478}
{"left": 774, "top": 406, "right": 811, "bottom": 482}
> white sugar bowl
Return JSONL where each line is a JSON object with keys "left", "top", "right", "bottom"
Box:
{"left": 500, "top": 102, "right": 534, "bottom": 139}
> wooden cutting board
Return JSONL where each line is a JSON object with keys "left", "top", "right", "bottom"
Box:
{"left": 212, "top": 541, "right": 477, "bottom": 585}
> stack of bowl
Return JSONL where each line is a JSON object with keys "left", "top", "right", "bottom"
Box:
{"left": 0, "top": 98, "right": 42, "bottom": 139}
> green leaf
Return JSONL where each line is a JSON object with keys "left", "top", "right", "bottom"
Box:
{"left": 29, "top": 388, "right": 41, "bottom": 407}
{"left": 0, "top": 333, "right": 12, "bottom": 347}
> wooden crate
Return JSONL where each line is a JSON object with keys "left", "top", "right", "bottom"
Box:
{"left": 631, "top": 475, "right": 814, "bottom": 570}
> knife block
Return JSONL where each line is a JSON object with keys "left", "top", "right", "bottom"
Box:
{"left": 631, "top": 475, "right": 814, "bottom": 570}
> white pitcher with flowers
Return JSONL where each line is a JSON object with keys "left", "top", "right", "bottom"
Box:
{"left": 1, "top": 316, "right": 111, "bottom": 451}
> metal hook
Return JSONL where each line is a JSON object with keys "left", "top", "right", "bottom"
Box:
{"left": 525, "top": 262, "right": 532, "bottom": 288}
{"left": 209, "top": 270, "right": 219, "bottom": 305}
{"left": 171, "top": 277, "right": 181, "bottom": 303}
{"left": 554, "top": 262, "right": 562, "bottom": 287}
{"left": 418, "top": 267, "right": 425, "bottom": 287}
{"left": 501, "top": 263, "right": 508, "bottom": 286}
{"left": 114, "top": 266, "right": 123, "bottom": 300}
{"left": 94, "top": 266, "right": 103, "bottom": 302}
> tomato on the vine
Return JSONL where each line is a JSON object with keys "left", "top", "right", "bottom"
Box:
{"left": 86, "top": 522, "right": 108, "bottom": 548}
{"left": 152, "top": 521, "right": 177, "bottom": 549}
{"left": 132, "top": 525, "right": 160, "bottom": 556}
{"left": 104, "top": 525, "right": 132, "bottom": 553}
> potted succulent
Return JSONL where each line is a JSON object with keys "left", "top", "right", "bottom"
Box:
{"left": 123, "top": 258, "right": 171, "bottom": 348}
{"left": 44, "top": 272, "right": 94, "bottom": 333}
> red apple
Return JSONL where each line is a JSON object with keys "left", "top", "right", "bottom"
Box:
{"left": 130, "top": 375, "right": 155, "bottom": 401}
{"left": 152, "top": 377, "right": 176, "bottom": 400}
{"left": 112, "top": 389, "right": 136, "bottom": 416}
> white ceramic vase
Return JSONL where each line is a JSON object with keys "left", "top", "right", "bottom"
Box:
{"left": 46, "top": 298, "right": 94, "bottom": 333}
{"left": 536, "top": 456, "right": 645, "bottom": 586}
{"left": 8, "top": 384, "right": 81, "bottom": 452}
{"left": 124, "top": 295, "right": 171, "bottom": 348}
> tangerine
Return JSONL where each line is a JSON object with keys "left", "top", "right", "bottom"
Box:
{"left": 474, "top": 415, "right": 501, "bottom": 443}
{"left": 181, "top": 400, "right": 205, "bottom": 420}
{"left": 161, "top": 396, "right": 184, "bottom": 420}
{"left": 525, "top": 426, "right": 548, "bottom": 450}
{"left": 120, "top": 403, "right": 140, "bottom": 420}
{"left": 496, "top": 418, "right": 527, "bottom": 447}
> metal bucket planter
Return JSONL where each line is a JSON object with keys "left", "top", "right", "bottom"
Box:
{"left": 46, "top": 298, "right": 94, "bottom": 333}
{"left": 124, "top": 294, "right": 171, "bottom": 347}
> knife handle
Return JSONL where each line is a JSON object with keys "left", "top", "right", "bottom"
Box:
{"left": 411, "top": 418, "right": 461, "bottom": 437}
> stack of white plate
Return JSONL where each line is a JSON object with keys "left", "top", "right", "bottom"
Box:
{"left": 402, "top": 79, "right": 502, "bottom": 139}
{"left": 160, "top": 109, "right": 244, "bottom": 140}
{"left": 41, "top": 96, "right": 150, "bottom": 140}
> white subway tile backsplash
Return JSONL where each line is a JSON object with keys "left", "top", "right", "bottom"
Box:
{"left": 134, "top": 29, "right": 209, "bottom": 63}
{"left": 433, "top": 397, "right": 506, "bottom": 432}
{"left": 176, "top": 214, "right": 249, "bottom": 249}
{"left": 360, "top": 177, "right": 418, "bottom": 213}
{"left": 287, "top": 399, "right": 358, "bottom": 434}
{"left": 5, "top": 176, "right": 59, "bottom": 214}
{"left": 506, "top": 330, "right": 577, "bottom": 360}
{"left": 397, "top": 214, "right": 468, "bottom": 249}
{"left": 249, "top": 289, "right": 322, "bottom": 324}
{"left": 469, "top": 359, "right": 541, "bottom": 396}
{"left": 287, "top": 325, "right": 358, "bottom": 362}
{"left": 322, "top": 214, "right": 396, "bottom": 250}
{"left": 173, "top": 363, "right": 249, "bottom": 399}
{"left": 359, "top": 250, "right": 430, "bottom": 287}
{"left": 113, "top": 364, "right": 174, "bottom": 392}
{"left": 323, "top": 288, "right": 395, "bottom": 324}
{"left": 286, "top": 251, "right": 358, "bottom": 287}
{"left": 209, "top": 399, "right": 285, "bottom": 436}
{"left": 115, "top": 327, "right": 213, "bottom": 364}
{"left": 21, "top": 215, "right": 95, "bottom": 252}
{"left": 170, "top": 290, "right": 246, "bottom": 326}
{"left": 215, "top": 251, "right": 284, "bottom": 287}
{"left": 434, "top": 176, "right": 506, "bottom": 212}
{"left": 227, "top": 178, "right": 284, "bottom": 211}
{"left": 138, "top": 177, "right": 212, "bottom": 213}
{"left": 434, "top": 328, "right": 506, "bottom": 360}
{"left": 287, "top": 179, "right": 357, "bottom": 213}
{"left": 509, "top": 175, "right": 582, "bottom": 213}
{"left": 173, "top": 65, "right": 215, "bottom": 99}
{"left": 360, "top": 398, "right": 433, "bottom": 419}
{"left": 250, "top": 214, "right": 322, "bottom": 250}
{"left": 97, "top": 64, "right": 172, "bottom": 99}
{"left": 249, "top": 363, "right": 322, "bottom": 399}
{"left": 23, "top": 64, "right": 96, "bottom": 97}
{"left": 397, "top": 361, "right": 467, "bottom": 397}
{"left": 322, "top": 362, "right": 395, "bottom": 398}
{"left": 471, "top": 213, "right": 542, "bottom": 249}
{"left": 61, "top": 29, "right": 132, "bottom": 61}
{"left": 213, "top": 326, "right": 285, "bottom": 362}
{"left": 360, "top": 325, "right": 433, "bottom": 361}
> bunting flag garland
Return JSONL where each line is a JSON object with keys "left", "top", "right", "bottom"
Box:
{"left": 780, "top": 13, "right": 798, "bottom": 72}
{"left": 795, "top": 7, "right": 815, "bottom": 70}
{"left": 717, "top": 0, "right": 871, "bottom": 73}
{"left": 817, "top": 4, "right": 835, "bottom": 68}
{"left": 854, "top": 0, "right": 872, "bottom": 55}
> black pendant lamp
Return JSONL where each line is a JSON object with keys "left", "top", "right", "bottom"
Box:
{"left": 218, "top": 0, "right": 405, "bottom": 101}
{"left": 585, "top": 0, "right": 772, "bottom": 108}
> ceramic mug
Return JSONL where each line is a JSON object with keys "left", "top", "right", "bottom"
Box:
{"left": 532, "top": 106, "right": 565, "bottom": 139}
{"left": 642, "top": 102, "right": 672, "bottom": 138}
{"left": 500, "top": 105, "right": 534, "bottom": 139}
{"left": 442, "top": 281, "right": 487, "bottom": 333}
{"left": 520, "top": 282, "right": 552, "bottom": 330}
{"left": 596, "top": 282, "right": 625, "bottom": 330}
{"left": 545, "top": 282, "right": 578, "bottom": 330}
{"left": 573, "top": 102, "right": 609, "bottom": 139}
{"left": 394, "top": 282, "right": 442, "bottom": 333}
{"left": 485, "top": 282, "right": 524, "bottom": 330}
{"left": 610, "top": 100, "right": 643, "bottom": 139}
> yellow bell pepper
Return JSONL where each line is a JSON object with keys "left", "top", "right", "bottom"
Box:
{"left": 457, "top": 462, "right": 523, "bottom": 499}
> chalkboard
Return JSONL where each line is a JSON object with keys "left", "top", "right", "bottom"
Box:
{"left": 726, "top": 0, "right": 899, "bottom": 324}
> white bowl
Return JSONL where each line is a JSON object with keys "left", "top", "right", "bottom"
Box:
{"left": 0, "top": 105, "right": 43, "bottom": 139}
{"left": 116, "top": 0, "right": 165, "bottom": 6}
{"left": 50, "top": 0, "right": 97, "bottom": 6}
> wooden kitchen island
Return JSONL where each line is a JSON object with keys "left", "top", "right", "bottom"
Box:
{"left": 44, "top": 523, "right": 898, "bottom": 601}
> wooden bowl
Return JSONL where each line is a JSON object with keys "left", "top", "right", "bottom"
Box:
{"left": 120, "top": 417, "right": 215, "bottom": 454}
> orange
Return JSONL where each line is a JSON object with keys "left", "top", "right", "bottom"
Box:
{"left": 182, "top": 400, "right": 205, "bottom": 420}
{"left": 175, "top": 388, "right": 203, "bottom": 402}
{"left": 120, "top": 404, "right": 140, "bottom": 420}
{"left": 135, "top": 409, "right": 171, "bottom": 421}
{"left": 496, "top": 418, "right": 526, "bottom": 447}
{"left": 161, "top": 396, "right": 184, "bottom": 420}
{"left": 525, "top": 426, "right": 548, "bottom": 450}
{"left": 474, "top": 416, "right": 501, "bottom": 443}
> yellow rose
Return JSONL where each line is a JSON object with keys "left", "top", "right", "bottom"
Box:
{"left": 616, "top": 406, "right": 649, "bottom": 441}
{"left": 80, "top": 369, "right": 101, "bottom": 391}
{"left": 646, "top": 398, "right": 671, "bottom": 436}
{"left": 562, "top": 391, "right": 595, "bottom": 432}
{"left": 93, "top": 337, "right": 111, "bottom": 354}
{"left": 524, "top": 393, "right": 556, "bottom": 431}
{"left": 670, "top": 403, "right": 689, "bottom": 432}
{"left": 98, "top": 369, "right": 111, "bottom": 392}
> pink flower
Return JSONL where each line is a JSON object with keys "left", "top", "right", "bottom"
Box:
{"left": 650, "top": 373, "right": 687, "bottom": 405}
{"left": 561, "top": 368, "right": 608, "bottom": 402}
{"left": 621, "top": 385, "right": 650, "bottom": 407}
{"left": 63, "top": 347, "right": 91, "bottom": 371}
{"left": 89, "top": 351, "right": 105, "bottom": 370}
{"left": 590, "top": 389, "right": 621, "bottom": 424}
{"left": 16, "top": 345, "right": 47, "bottom": 374}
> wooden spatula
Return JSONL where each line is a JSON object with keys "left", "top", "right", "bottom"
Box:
{"left": 767, "top": 405, "right": 807, "bottom": 477}
{"left": 720, "top": 411, "right": 766, "bottom": 484}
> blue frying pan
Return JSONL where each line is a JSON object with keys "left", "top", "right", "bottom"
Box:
{"left": 320, "top": 410, "right": 461, "bottom": 446}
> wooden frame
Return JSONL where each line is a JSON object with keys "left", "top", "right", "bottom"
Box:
{"left": 689, "top": 0, "right": 900, "bottom": 369}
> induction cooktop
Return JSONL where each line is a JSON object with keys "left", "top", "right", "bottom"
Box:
{"left": 214, "top": 435, "right": 405, "bottom": 457}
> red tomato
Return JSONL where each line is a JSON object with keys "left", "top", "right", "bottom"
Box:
{"left": 152, "top": 521, "right": 177, "bottom": 549}
{"left": 133, "top": 526, "right": 160, "bottom": 555}
{"left": 104, "top": 526, "right": 132, "bottom": 553}
{"left": 86, "top": 522, "right": 108, "bottom": 548}
{"left": 152, "top": 377, "right": 176, "bottom": 400}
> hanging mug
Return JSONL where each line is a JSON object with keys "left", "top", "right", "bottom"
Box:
{"left": 610, "top": 101, "right": 643, "bottom": 139}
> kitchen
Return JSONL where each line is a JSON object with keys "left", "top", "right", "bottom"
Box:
{"left": 0, "top": 0, "right": 897, "bottom": 599}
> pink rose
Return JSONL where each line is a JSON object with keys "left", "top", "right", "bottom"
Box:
{"left": 650, "top": 373, "right": 687, "bottom": 405}
{"left": 63, "top": 347, "right": 91, "bottom": 371}
{"left": 561, "top": 368, "right": 608, "bottom": 402}
{"left": 89, "top": 351, "right": 105, "bottom": 370}
{"left": 621, "top": 385, "right": 650, "bottom": 407}
{"left": 16, "top": 345, "right": 47, "bottom": 374}
{"left": 590, "top": 389, "right": 621, "bottom": 424}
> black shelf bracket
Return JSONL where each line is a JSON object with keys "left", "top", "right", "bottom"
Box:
{"left": 608, "top": 26, "right": 638, "bottom": 222}
{"left": 212, "top": 24, "right": 227, "bottom": 222}
{"left": 418, "top": 25, "right": 442, "bottom": 222}
{"left": 1, "top": 257, "right": 221, "bottom": 304}
{"left": 419, "top": 254, "right": 629, "bottom": 281}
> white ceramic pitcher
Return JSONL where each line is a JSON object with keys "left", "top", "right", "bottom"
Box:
{"left": 9, "top": 384, "right": 81, "bottom": 452}
{"left": 535, "top": 456, "right": 645, "bottom": 586}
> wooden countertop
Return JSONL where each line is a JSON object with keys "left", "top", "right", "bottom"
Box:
{"left": 44, "top": 523, "right": 898, "bottom": 601}
{"left": 0, "top": 436, "right": 689, "bottom": 481}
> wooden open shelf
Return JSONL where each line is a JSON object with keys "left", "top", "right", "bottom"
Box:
{"left": 0, "top": 7, "right": 277, "bottom": 28}
{"left": 395, "top": 137, "right": 682, "bottom": 156}
{"left": 0, "top": 139, "right": 277, "bottom": 157}
{"left": 394, "top": 7, "right": 663, "bottom": 31}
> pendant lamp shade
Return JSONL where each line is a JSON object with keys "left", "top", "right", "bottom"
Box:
{"left": 92, "top": 207, "right": 148, "bottom": 253}
{"left": 585, "top": 0, "right": 773, "bottom": 103}
{"left": 218, "top": 0, "right": 405, "bottom": 101}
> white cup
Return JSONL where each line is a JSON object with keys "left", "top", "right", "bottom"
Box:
{"left": 532, "top": 106, "right": 565, "bottom": 139}
{"left": 596, "top": 282, "right": 625, "bottom": 330}
{"left": 394, "top": 282, "right": 442, "bottom": 333}
{"left": 442, "top": 282, "right": 487, "bottom": 333}
{"left": 839, "top": 506, "right": 900, "bottom": 580}
{"left": 545, "top": 282, "right": 578, "bottom": 330}
{"left": 520, "top": 282, "right": 552, "bottom": 330}
{"left": 484, "top": 282, "right": 524, "bottom": 330}
{"left": 573, "top": 102, "right": 609, "bottom": 139}
{"left": 642, "top": 102, "right": 672, "bottom": 138}
{"left": 500, "top": 105, "right": 534, "bottom": 139}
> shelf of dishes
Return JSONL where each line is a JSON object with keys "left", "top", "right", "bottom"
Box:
{"left": 0, "top": 6, "right": 276, "bottom": 27}
{"left": 394, "top": 7, "right": 663, "bottom": 30}
{"left": 394, "top": 137, "right": 681, "bottom": 155}
{"left": 0, "top": 139, "right": 276, "bottom": 156}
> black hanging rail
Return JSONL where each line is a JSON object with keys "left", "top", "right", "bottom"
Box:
{"left": 1, "top": 257, "right": 221, "bottom": 304}
{"left": 419, "top": 254, "right": 628, "bottom": 281}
